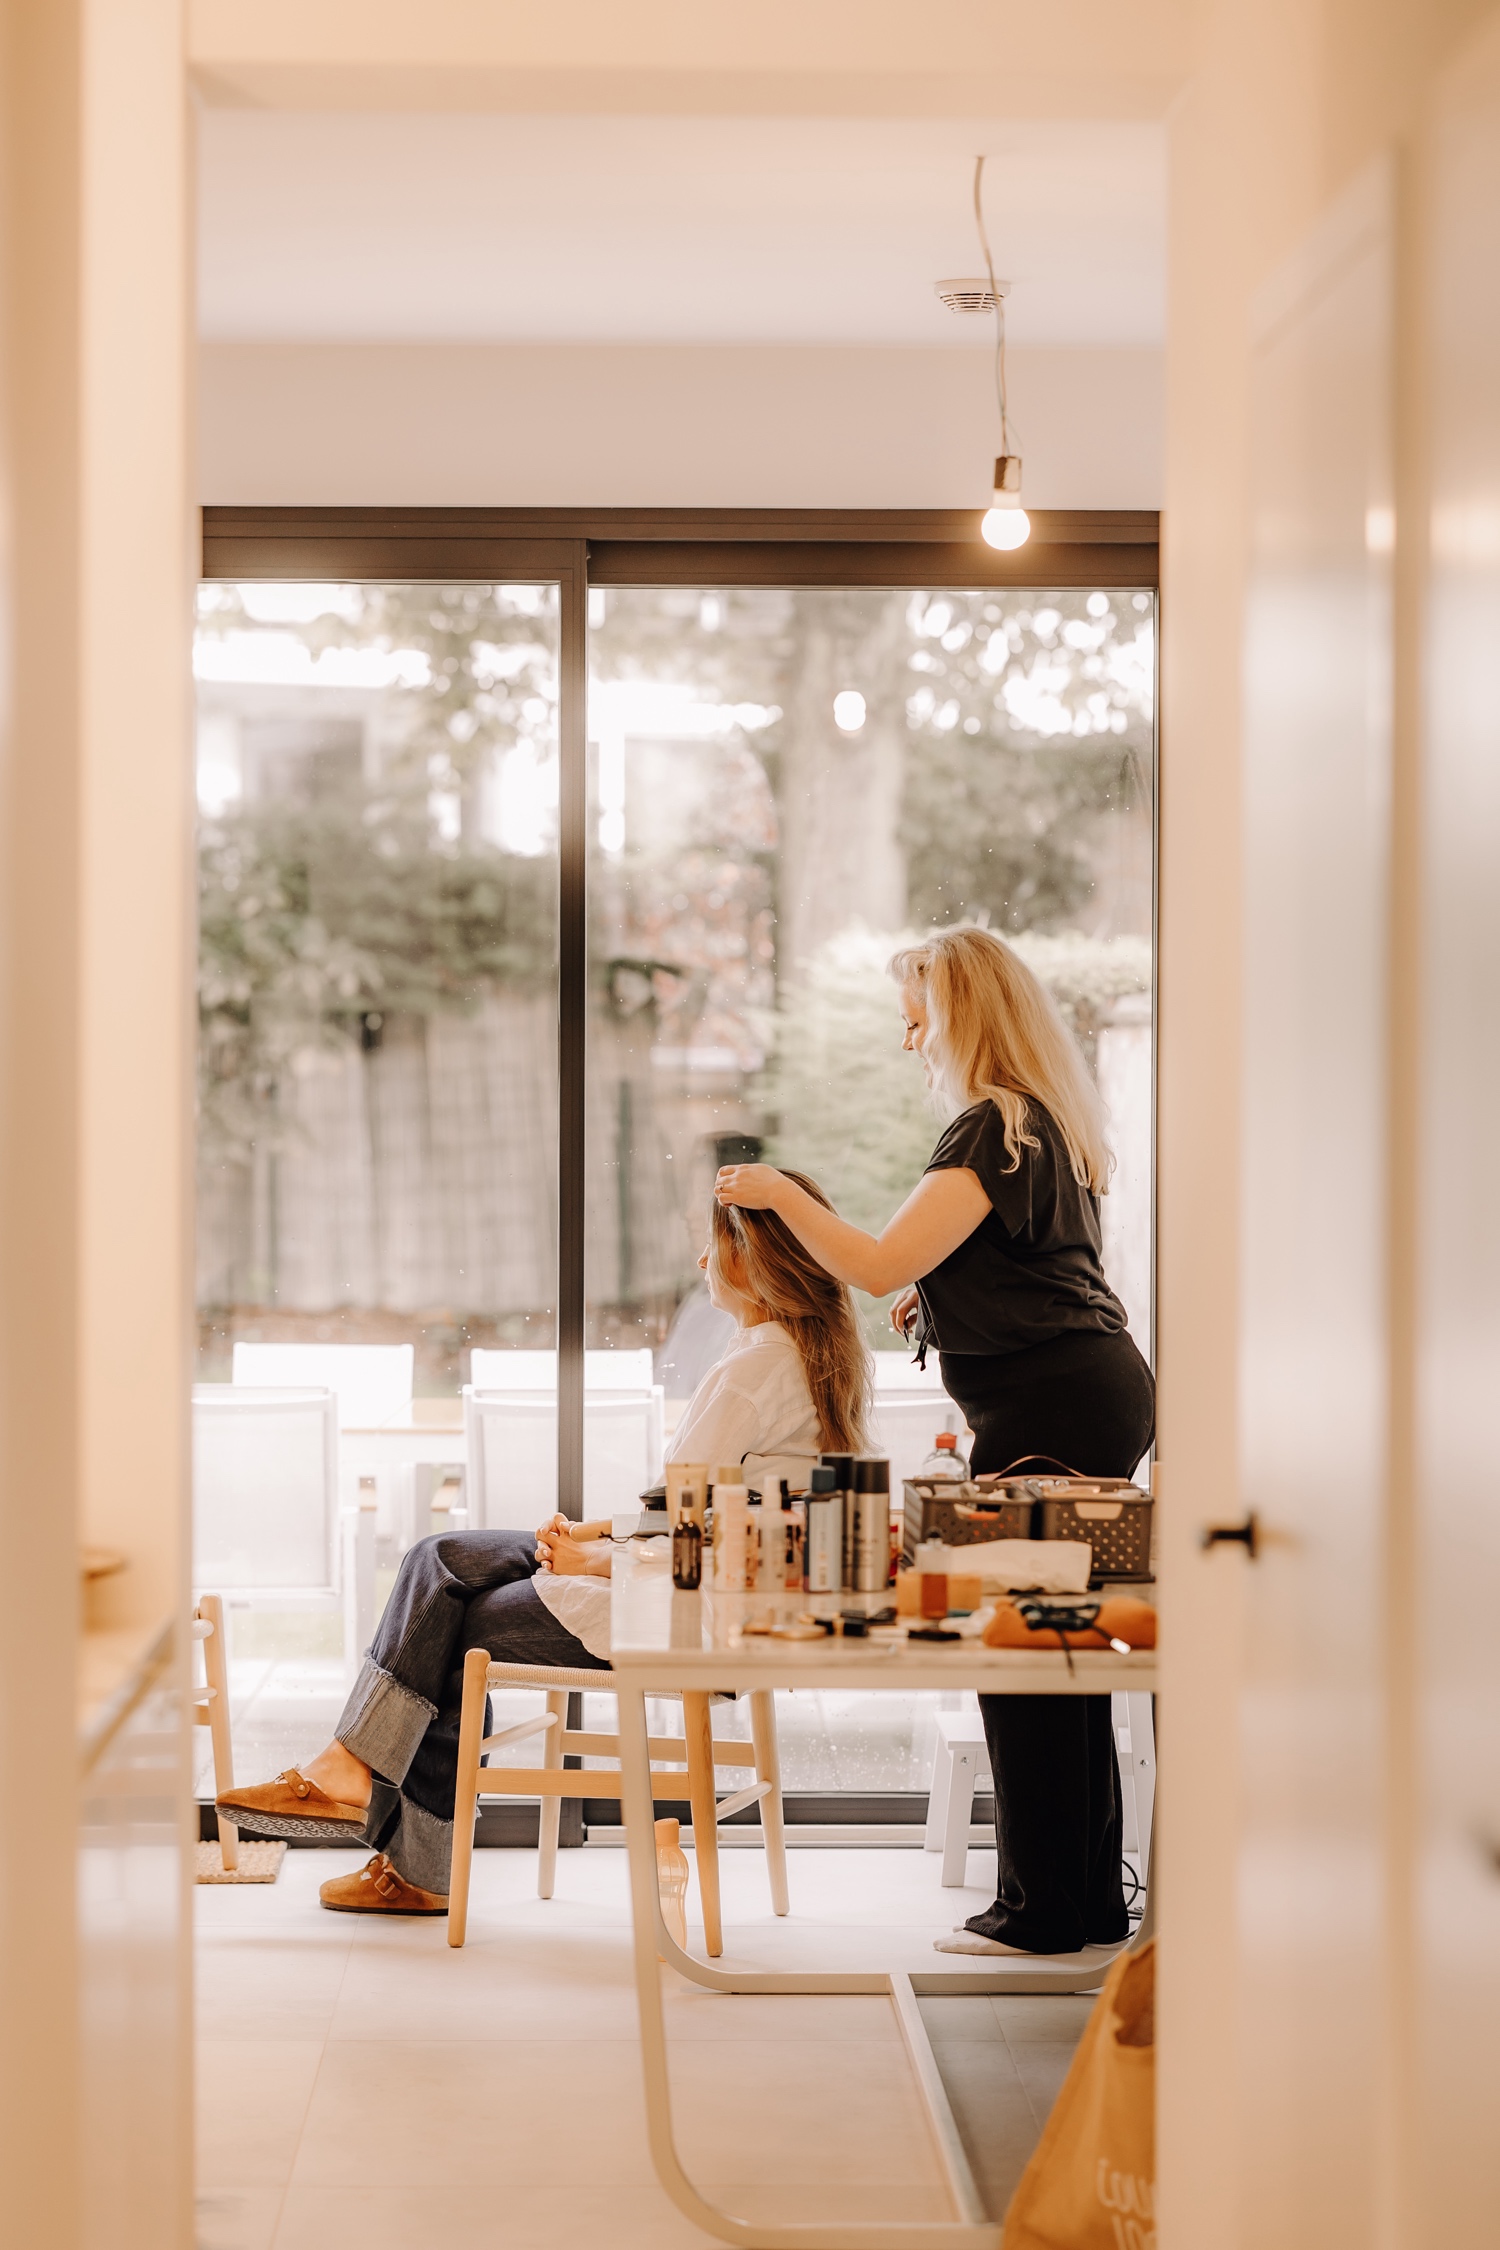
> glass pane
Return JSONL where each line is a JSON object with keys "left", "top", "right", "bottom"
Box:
{"left": 193, "top": 580, "right": 560, "bottom": 1787}
{"left": 586, "top": 584, "right": 1155, "bottom": 1790}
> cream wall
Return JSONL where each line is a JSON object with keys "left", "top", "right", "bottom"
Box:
{"left": 0, "top": 0, "right": 194, "bottom": 2244}
{"left": 198, "top": 340, "right": 1162, "bottom": 509}
{"left": 187, "top": 0, "right": 1196, "bottom": 118}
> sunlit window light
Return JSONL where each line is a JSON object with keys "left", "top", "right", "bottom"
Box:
{"left": 484, "top": 742, "right": 558, "bottom": 857}
{"left": 193, "top": 631, "right": 431, "bottom": 691}
{"left": 195, "top": 710, "right": 242, "bottom": 817}
{"left": 596, "top": 729, "right": 627, "bottom": 855}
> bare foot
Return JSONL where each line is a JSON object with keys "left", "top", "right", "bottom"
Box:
{"left": 302, "top": 1740, "right": 373, "bottom": 1809}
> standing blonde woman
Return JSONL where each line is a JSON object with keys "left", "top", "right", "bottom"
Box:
{"left": 716, "top": 925, "right": 1153, "bottom": 1958}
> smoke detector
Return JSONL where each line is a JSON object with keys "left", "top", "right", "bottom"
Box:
{"left": 934, "top": 276, "right": 1009, "bottom": 314}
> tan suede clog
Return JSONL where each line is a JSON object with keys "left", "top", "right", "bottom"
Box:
{"left": 319, "top": 1854, "right": 449, "bottom": 1916}
{"left": 216, "top": 1767, "right": 369, "bottom": 1843}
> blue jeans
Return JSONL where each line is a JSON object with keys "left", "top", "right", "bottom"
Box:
{"left": 334, "top": 1528, "right": 609, "bottom": 1893}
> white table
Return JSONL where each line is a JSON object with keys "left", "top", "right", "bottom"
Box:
{"left": 340, "top": 1404, "right": 467, "bottom": 1543}
{"left": 609, "top": 1548, "right": 1157, "bottom": 2249}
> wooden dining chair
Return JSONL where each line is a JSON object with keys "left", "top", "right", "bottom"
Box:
{"left": 192, "top": 1593, "right": 238, "bottom": 1872}
{"left": 447, "top": 1652, "right": 789, "bottom": 1951}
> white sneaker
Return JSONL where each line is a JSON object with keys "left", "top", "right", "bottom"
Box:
{"left": 933, "top": 1932, "right": 1040, "bottom": 1957}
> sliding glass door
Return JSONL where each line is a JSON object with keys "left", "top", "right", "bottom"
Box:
{"left": 193, "top": 574, "right": 564, "bottom": 1784}
{"left": 583, "top": 581, "right": 1155, "bottom": 1792}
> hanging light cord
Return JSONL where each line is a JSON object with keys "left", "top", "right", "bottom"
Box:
{"left": 973, "top": 154, "right": 1018, "bottom": 464}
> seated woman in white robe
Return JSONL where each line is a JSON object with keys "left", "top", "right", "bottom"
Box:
{"left": 217, "top": 1171, "right": 871, "bottom": 1913}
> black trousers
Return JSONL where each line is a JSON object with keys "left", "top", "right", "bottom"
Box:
{"left": 939, "top": 1326, "right": 1156, "bottom": 1953}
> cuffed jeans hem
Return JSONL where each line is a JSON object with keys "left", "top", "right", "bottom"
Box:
{"left": 336, "top": 1655, "right": 438, "bottom": 1788}
{"left": 376, "top": 1791, "right": 454, "bottom": 1897}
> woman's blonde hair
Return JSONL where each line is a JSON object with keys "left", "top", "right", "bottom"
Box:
{"left": 887, "top": 926, "right": 1112, "bottom": 1193}
{"left": 709, "top": 1170, "right": 873, "bottom": 1455}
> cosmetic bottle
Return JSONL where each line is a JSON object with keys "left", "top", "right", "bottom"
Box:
{"left": 744, "top": 1491, "right": 762, "bottom": 1589}
{"left": 756, "top": 1479, "right": 801, "bottom": 1593}
{"left": 753, "top": 1490, "right": 782, "bottom": 1590}
{"left": 851, "top": 1457, "right": 893, "bottom": 1592}
{"left": 917, "top": 1422, "right": 969, "bottom": 1480}
{"left": 672, "top": 1517, "right": 703, "bottom": 1590}
{"left": 711, "top": 1483, "right": 752, "bottom": 1591}
{"left": 804, "top": 1466, "right": 842, "bottom": 1593}
{"left": 781, "top": 1480, "right": 806, "bottom": 1593}
{"left": 667, "top": 1464, "right": 708, "bottom": 1528}
{"left": 654, "top": 1818, "right": 690, "bottom": 1953}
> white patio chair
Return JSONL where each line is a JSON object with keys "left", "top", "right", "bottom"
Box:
{"left": 230, "top": 1342, "right": 413, "bottom": 1428}
{"left": 193, "top": 1384, "right": 341, "bottom": 1597}
{"left": 469, "top": 1347, "right": 655, "bottom": 1393}
{"left": 463, "top": 1360, "right": 664, "bottom": 1529}
{"left": 470, "top": 1347, "right": 665, "bottom": 1491}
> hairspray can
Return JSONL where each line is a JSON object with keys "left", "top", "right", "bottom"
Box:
{"left": 852, "top": 1457, "right": 893, "bottom": 1592}
{"left": 820, "top": 1453, "right": 856, "bottom": 1590}
{"left": 804, "top": 1465, "right": 843, "bottom": 1594}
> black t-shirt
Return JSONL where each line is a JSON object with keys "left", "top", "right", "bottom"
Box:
{"left": 914, "top": 1098, "right": 1126, "bottom": 1356}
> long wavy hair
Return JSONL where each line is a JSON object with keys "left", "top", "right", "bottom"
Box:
{"left": 709, "top": 1170, "right": 872, "bottom": 1456}
{"left": 888, "top": 925, "right": 1112, "bottom": 1193}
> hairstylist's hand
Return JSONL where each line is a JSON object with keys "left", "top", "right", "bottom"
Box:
{"left": 715, "top": 1163, "right": 783, "bottom": 1210}
{"left": 890, "top": 1285, "right": 920, "bottom": 1341}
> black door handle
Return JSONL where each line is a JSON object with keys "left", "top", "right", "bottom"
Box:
{"left": 1201, "top": 1511, "right": 1259, "bottom": 1559}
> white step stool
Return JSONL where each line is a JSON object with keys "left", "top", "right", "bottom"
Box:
{"left": 924, "top": 1711, "right": 991, "bottom": 1885}
{"left": 924, "top": 1693, "right": 1157, "bottom": 1889}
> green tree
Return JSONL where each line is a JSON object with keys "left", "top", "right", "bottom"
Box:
{"left": 196, "top": 583, "right": 559, "bottom": 1161}
{"left": 765, "top": 925, "right": 1151, "bottom": 1347}
{"left": 896, "top": 589, "right": 1155, "bottom": 936}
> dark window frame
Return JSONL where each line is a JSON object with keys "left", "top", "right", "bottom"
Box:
{"left": 199, "top": 507, "right": 1160, "bottom": 1513}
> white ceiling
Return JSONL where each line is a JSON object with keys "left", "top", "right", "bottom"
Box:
{"left": 197, "top": 112, "right": 1166, "bottom": 348}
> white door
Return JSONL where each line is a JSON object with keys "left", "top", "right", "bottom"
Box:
{"left": 1233, "top": 161, "right": 1396, "bottom": 2249}
{"left": 1414, "top": 20, "right": 1500, "bottom": 2237}
{"left": 1162, "top": 25, "right": 1500, "bottom": 2239}
{"left": 1160, "top": 157, "right": 1399, "bottom": 2248}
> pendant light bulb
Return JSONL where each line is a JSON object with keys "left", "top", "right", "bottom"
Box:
{"left": 981, "top": 505, "right": 1031, "bottom": 551}
{"left": 981, "top": 451, "right": 1030, "bottom": 550}
{"left": 971, "top": 158, "right": 1030, "bottom": 554}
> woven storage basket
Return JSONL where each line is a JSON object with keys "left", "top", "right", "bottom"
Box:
{"left": 1027, "top": 1478, "right": 1153, "bottom": 1580}
{"left": 902, "top": 1479, "right": 1032, "bottom": 1562}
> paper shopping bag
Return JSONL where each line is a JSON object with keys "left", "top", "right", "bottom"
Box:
{"left": 1002, "top": 1939, "right": 1155, "bottom": 2250}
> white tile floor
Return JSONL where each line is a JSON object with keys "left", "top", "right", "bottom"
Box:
{"left": 196, "top": 1840, "right": 1084, "bottom": 2249}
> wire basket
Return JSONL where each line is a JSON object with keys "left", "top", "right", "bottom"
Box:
{"left": 1027, "top": 1479, "right": 1153, "bottom": 1580}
